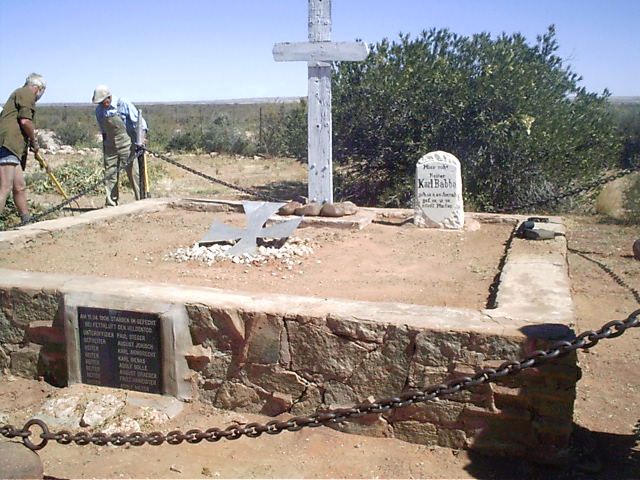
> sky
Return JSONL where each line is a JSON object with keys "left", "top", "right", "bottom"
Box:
{"left": 0, "top": 0, "right": 638, "bottom": 104}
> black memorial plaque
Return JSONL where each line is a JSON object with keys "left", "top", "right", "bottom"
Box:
{"left": 78, "top": 307, "right": 163, "bottom": 394}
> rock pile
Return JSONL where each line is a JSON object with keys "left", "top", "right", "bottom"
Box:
{"left": 36, "top": 129, "right": 101, "bottom": 156}
{"left": 166, "top": 236, "right": 315, "bottom": 266}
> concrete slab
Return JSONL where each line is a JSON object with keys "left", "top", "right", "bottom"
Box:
{"left": 0, "top": 198, "right": 173, "bottom": 250}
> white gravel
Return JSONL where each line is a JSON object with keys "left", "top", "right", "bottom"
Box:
{"left": 165, "top": 236, "right": 315, "bottom": 267}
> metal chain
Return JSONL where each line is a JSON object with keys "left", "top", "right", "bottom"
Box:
{"left": 3, "top": 308, "right": 638, "bottom": 451}
{"left": 569, "top": 247, "right": 640, "bottom": 305}
{"left": 4, "top": 154, "right": 139, "bottom": 230}
{"left": 144, "top": 147, "right": 286, "bottom": 203}
{"left": 497, "top": 164, "right": 640, "bottom": 213}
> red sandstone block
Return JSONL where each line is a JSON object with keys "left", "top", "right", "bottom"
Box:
{"left": 26, "top": 321, "right": 64, "bottom": 345}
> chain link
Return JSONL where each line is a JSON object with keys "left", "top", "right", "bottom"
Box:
{"left": 144, "top": 147, "right": 286, "bottom": 203}
{"left": 3, "top": 309, "right": 637, "bottom": 451}
{"left": 569, "top": 248, "right": 640, "bottom": 305}
{"left": 1, "top": 154, "right": 140, "bottom": 231}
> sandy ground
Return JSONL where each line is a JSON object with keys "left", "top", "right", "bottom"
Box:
{"left": 1, "top": 208, "right": 513, "bottom": 310}
{"left": 0, "top": 154, "right": 638, "bottom": 478}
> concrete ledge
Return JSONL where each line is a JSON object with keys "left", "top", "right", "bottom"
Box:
{"left": 0, "top": 268, "right": 554, "bottom": 338}
{"left": 0, "top": 198, "right": 173, "bottom": 250}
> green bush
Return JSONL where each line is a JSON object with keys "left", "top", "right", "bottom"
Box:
{"left": 54, "top": 121, "right": 96, "bottom": 147}
{"left": 332, "top": 26, "right": 622, "bottom": 209}
{"left": 257, "top": 101, "right": 307, "bottom": 159}
{"left": 611, "top": 103, "right": 640, "bottom": 169}
{"left": 27, "top": 153, "right": 168, "bottom": 197}
{"left": 27, "top": 155, "right": 103, "bottom": 196}
{"left": 167, "top": 130, "right": 200, "bottom": 152}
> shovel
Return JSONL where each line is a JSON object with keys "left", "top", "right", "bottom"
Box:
{"left": 34, "top": 151, "right": 69, "bottom": 200}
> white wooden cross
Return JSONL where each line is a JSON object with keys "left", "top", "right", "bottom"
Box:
{"left": 273, "top": 0, "right": 368, "bottom": 204}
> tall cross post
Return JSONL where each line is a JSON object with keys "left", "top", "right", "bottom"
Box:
{"left": 273, "top": 0, "right": 368, "bottom": 204}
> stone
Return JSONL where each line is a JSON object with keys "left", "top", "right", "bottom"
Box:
{"left": 201, "top": 351, "right": 233, "bottom": 383}
{"left": 414, "top": 151, "right": 464, "bottom": 229}
{"left": 36, "top": 395, "right": 84, "bottom": 428}
{"left": 392, "top": 420, "right": 439, "bottom": 445}
{"left": 187, "top": 305, "right": 245, "bottom": 350}
{"left": 260, "top": 391, "right": 293, "bottom": 416}
{"left": 0, "top": 345, "right": 9, "bottom": 370}
{"left": 290, "top": 383, "right": 322, "bottom": 415}
{"left": 9, "top": 343, "right": 40, "bottom": 378}
{"left": 633, "top": 239, "right": 640, "bottom": 260}
{"left": 324, "top": 380, "right": 358, "bottom": 408}
{"left": 294, "top": 202, "right": 323, "bottom": 216}
{"left": 185, "top": 345, "right": 212, "bottom": 371}
{"left": 326, "top": 315, "right": 385, "bottom": 343}
{"left": 278, "top": 201, "right": 303, "bottom": 216}
{"left": 215, "top": 382, "right": 262, "bottom": 414}
{"left": 81, "top": 395, "right": 126, "bottom": 427}
{"left": 0, "top": 441, "right": 44, "bottom": 479}
{"left": 348, "top": 325, "right": 413, "bottom": 398}
{"left": 437, "top": 428, "right": 469, "bottom": 449}
{"left": 26, "top": 321, "right": 65, "bottom": 345}
{"left": 320, "top": 201, "right": 358, "bottom": 217}
{"left": 244, "top": 312, "right": 286, "bottom": 365}
{"left": 245, "top": 364, "right": 307, "bottom": 399}
{"left": 287, "top": 320, "right": 369, "bottom": 381}
{"left": 389, "top": 400, "right": 465, "bottom": 425}
{"left": 0, "top": 289, "right": 60, "bottom": 344}
{"left": 330, "top": 413, "right": 393, "bottom": 438}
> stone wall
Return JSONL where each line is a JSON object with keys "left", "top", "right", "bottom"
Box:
{"left": 0, "top": 286, "right": 66, "bottom": 385}
{"left": 0, "top": 267, "right": 578, "bottom": 464}
{"left": 182, "top": 302, "right": 578, "bottom": 463}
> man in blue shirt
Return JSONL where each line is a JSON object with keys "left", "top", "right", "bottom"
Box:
{"left": 92, "top": 85, "right": 147, "bottom": 206}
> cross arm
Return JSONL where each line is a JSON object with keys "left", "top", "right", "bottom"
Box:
{"left": 273, "top": 41, "right": 369, "bottom": 62}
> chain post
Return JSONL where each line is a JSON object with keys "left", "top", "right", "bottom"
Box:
{"left": 136, "top": 108, "right": 148, "bottom": 199}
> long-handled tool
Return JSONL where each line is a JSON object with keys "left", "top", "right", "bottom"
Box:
{"left": 34, "top": 151, "right": 69, "bottom": 200}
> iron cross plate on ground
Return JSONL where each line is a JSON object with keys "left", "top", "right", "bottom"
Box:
{"left": 198, "top": 201, "right": 303, "bottom": 256}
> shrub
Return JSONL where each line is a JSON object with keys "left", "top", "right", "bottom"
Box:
{"left": 54, "top": 121, "right": 96, "bottom": 147}
{"left": 331, "top": 26, "right": 622, "bottom": 209}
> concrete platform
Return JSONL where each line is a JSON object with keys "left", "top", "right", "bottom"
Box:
{"left": 0, "top": 198, "right": 577, "bottom": 463}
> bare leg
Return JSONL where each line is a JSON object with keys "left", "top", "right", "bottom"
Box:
{"left": 12, "top": 166, "right": 30, "bottom": 217}
{"left": 0, "top": 164, "right": 17, "bottom": 214}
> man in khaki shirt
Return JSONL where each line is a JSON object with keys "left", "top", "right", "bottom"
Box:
{"left": 0, "top": 73, "right": 46, "bottom": 223}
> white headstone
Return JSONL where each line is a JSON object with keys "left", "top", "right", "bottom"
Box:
{"left": 414, "top": 151, "right": 464, "bottom": 229}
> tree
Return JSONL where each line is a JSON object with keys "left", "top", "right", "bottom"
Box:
{"left": 331, "top": 26, "right": 622, "bottom": 210}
